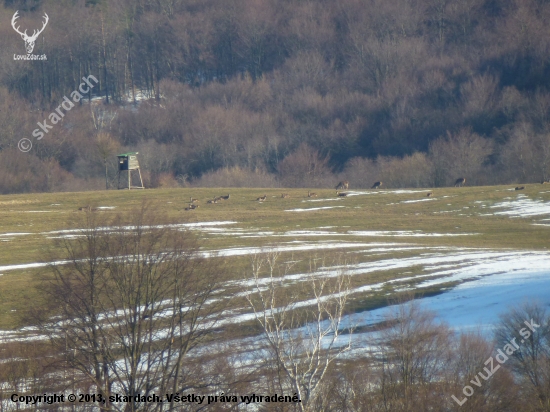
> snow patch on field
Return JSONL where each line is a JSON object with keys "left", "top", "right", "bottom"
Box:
{"left": 285, "top": 206, "right": 346, "bottom": 212}
{"left": 303, "top": 198, "right": 343, "bottom": 202}
{"left": 0, "top": 233, "right": 32, "bottom": 237}
{"left": 202, "top": 241, "right": 381, "bottom": 257}
{"left": 0, "top": 221, "right": 238, "bottom": 240}
{"left": 348, "top": 230, "right": 477, "bottom": 237}
{"left": 491, "top": 196, "right": 550, "bottom": 217}
{"left": 400, "top": 198, "right": 437, "bottom": 204}
{"left": 346, "top": 253, "right": 550, "bottom": 332}
{"left": 283, "top": 230, "right": 340, "bottom": 236}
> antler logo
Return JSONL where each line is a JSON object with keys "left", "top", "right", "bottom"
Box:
{"left": 11, "top": 11, "right": 49, "bottom": 54}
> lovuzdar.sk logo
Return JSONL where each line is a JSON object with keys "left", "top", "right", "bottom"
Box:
{"left": 11, "top": 10, "right": 48, "bottom": 61}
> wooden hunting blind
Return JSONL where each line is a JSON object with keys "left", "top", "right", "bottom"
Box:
{"left": 117, "top": 152, "right": 144, "bottom": 190}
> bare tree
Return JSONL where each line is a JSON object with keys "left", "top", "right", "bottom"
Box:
{"left": 244, "top": 252, "right": 353, "bottom": 411}
{"left": 277, "top": 143, "right": 334, "bottom": 188}
{"left": 95, "top": 132, "right": 120, "bottom": 190}
{"left": 35, "top": 203, "right": 228, "bottom": 412}
{"left": 377, "top": 297, "right": 453, "bottom": 411}
{"left": 429, "top": 129, "right": 494, "bottom": 187}
{"left": 449, "top": 331, "right": 520, "bottom": 412}
{"left": 495, "top": 303, "right": 550, "bottom": 412}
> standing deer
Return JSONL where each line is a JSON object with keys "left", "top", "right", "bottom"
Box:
{"left": 371, "top": 181, "right": 382, "bottom": 189}
{"left": 335, "top": 181, "right": 349, "bottom": 191}
{"left": 12, "top": 11, "right": 49, "bottom": 54}
{"left": 454, "top": 177, "right": 466, "bottom": 187}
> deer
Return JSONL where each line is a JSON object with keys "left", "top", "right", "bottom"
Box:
{"left": 281, "top": 193, "right": 290, "bottom": 198}
{"left": 12, "top": 11, "right": 49, "bottom": 54}
{"left": 206, "top": 199, "right": 218, "bottom": 204}
{"left": 185, "top": 203, "right": 199, "bottom": 210}
{"left": 190, "top": 197, "right": 199, "bottom": 203}
{"left": 371, "top": 181, "right": 382, "bottom": 189}
{"left": 256, "top": 194, "right": 267, "bottom": 202}
{"left": 454, "top": 177, "right": 466, "bottom": 187}
{"left": 426, "top": 192, "right": 433, "bottom": 197}
{"left": 307, "top": 191, "right": 317, "bottom": 198}
{"left": 335, "top": 181, "right": 349, "bottom": 191}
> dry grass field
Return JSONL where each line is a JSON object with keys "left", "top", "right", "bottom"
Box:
{"left": 0, "top": 184, "right": 549, "bottom": 331}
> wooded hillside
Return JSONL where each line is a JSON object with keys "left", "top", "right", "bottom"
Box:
{"left": 1, "top": 0, "right": 550, "bottom": 193}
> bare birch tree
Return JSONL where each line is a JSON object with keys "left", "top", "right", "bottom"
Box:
{"left": 244, "top": 252, "right": 353, "bottom": 411}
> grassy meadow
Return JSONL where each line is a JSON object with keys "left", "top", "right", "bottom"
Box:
{"left": 0, "top": 184, "right": 548, "bottom": 330}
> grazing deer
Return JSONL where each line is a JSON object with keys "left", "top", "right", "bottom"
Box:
{"left": 515, "top": 186, "right": 525, "bottom": 191}
{"left": 281, "top": 193, "right": 290, "bottom": 198}
{"left": 337, "top": 191, "right": 348, "bottom": 197}
{"left": 307, "top": 191, "right": 317, "bottom": 198}
{"left": 12, "top": 11, "right": 49, "bottom": 54}
{"left": 371, "top": 181, "right": 382, "bottom": 189}
{"left": 335, "top": 180, "right": 349, "bottom": 190}
{"left": 221, "top": 194, "right": 230, "bottom": 200}
{"left": 256, "top": 194, "right": 267, "bottom": 202}
{"left": 454, "top": 177, "right": 466, "bottom": 187}
{"left": 427, "top": 192, "right": 433, "bottom": 197}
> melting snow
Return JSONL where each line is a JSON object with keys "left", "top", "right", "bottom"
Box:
{"left": 348, "top": 230, "right": 477, "bottom": 237}
{"left": 0, "top": 232, "right": 32, "bottom": 237}
{"left": 303, "top": 198, "right": 343, "bottom": 202}
{"left": 346, "top": 254, "right": 550, "bottom": 333}
{"left": 401, "top": 198, "right": 437, "bottom": 204}
{"left": 0, "top": 221, "right": 238, "bottom": 239}
{"left": 491, "top": 196, "right": 550, "bottom": 217}
{"left": 286, "top": 206, "right": 346, "bottom": 212}
{"left": 202, "top": 242, "right": 378, "bottom": 257}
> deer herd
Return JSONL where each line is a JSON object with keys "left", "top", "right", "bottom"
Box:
{"left": 75, "top": 176, "right": 542, "bottom": 212}
{"left": 181, "top": 179, "right": 407, "bottom": 210}
{"left": 196, "top": 178, "right": 405, "bottom": 207}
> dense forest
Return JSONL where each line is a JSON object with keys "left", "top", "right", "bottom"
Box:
{"left": 1, "top": 0, "right": 550, "bottom": 193}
